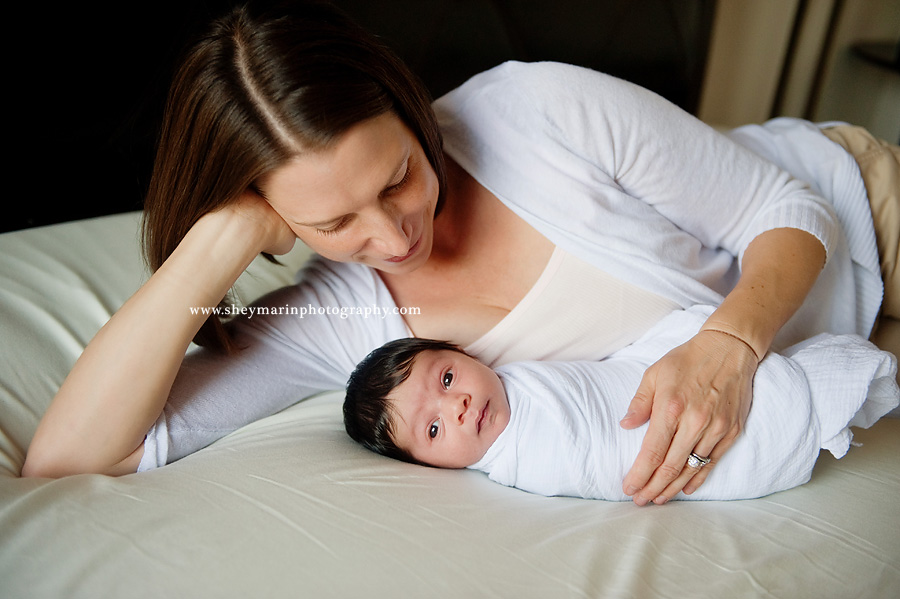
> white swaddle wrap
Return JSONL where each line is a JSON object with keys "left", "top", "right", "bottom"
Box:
{"left": 468, "top": 306, "right": 898, "bottom": 501}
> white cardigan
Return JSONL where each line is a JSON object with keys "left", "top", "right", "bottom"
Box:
{"left": 140, "top": 62, "right": 880, "bottom": 471}
{"left": 435, "top": 61, "right": 881, "bottom": 345}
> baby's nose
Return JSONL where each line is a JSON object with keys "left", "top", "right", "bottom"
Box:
{"left": 451, "top": 394, "right": 470, "bottom": 424}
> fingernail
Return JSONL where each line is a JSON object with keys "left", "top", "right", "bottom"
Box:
{"left": 625, "top": 485, "right": 637, "bottom": 496}
{"left": 654, "top": 496, "right": 668, "bottom": 505}
{"left": 634, "top": 495, "right": 649, "bottom": 507}
{"left": 620, "top": 410, "right": 635, "bottom": 423}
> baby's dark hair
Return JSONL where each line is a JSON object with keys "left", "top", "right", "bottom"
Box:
{"left": 343, "top": 338, "right": 469, "bottom": 464}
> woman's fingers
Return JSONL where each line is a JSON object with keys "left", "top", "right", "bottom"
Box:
{"left": 650, "top": 435, "right": 727, "bottom": 504}
{"left": 621, "top": 382, "right": 686, "bottom": 500}
{"left": 622, "top": 331, "right": 757, "bottom": 505}
{"left": 651, "top": 458, "right": 715, "bottom": 505}
{"left": 619, "top": 367, "right": 657, "bottom": 430}
{"left": 628, "top": 394, "right": 743, "bottom": 505}
{"left": 680, "top": 425, "right": 742, "bottom": 496}
{"left": 651, "top": 420, "right": 745, "bottom": 503}
{"left": 628, "top": 412, "right": 714, "bottom": 506}
{"left": 635, "top": 400, "right": 745, "bottom": 504}
{"left": 677, "top": 458, "right": 715, "bottom": 498}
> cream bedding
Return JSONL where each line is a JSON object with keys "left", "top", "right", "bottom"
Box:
{"left": 1, "top": 212, "right": 898, "bottom": 598}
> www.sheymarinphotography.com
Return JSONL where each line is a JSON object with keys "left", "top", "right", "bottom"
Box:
{"left": 189, "top": 303, "right": 421, "bottom": 320}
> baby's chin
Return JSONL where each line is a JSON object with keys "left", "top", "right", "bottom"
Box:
{"left": 423, "top": 448, "right": 490, "bottom": 470}
{"left": 463, "top": 450, "right": 489, "bottom": 469}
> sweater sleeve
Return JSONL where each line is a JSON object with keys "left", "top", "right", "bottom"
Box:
{"left": 440, "top": 61, "right": 839, "bottom": 262}
{"left": 138, "top": 258, "right": 410, "bottom": 470}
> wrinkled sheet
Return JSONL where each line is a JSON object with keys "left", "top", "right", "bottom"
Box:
{"left": 2, "top": 212, "right": 898, "bottom": 598}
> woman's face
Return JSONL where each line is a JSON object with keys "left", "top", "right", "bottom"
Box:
{"left": 257, "top": 112, "right": 440, "bottom": 274}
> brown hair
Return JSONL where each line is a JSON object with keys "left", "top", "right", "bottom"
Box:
{"left": 142, "top": 1, "right": 446, "bottom": 352}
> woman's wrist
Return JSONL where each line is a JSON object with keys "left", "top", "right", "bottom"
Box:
{"left": 157, "top": 210, "right": 265, "bottom": 308}
{"left": 701, "top": 229, "right": 826, "bottom": 363}
{"left": 211, "top": 192, "right": 297, "bottom": 256}
{"left": 697, "top": 326, "right": 762, "bottom": 362}
{"left": 198, "top": 203, "right": 276, "bottom": 257}
{"left": 697, "top": 297, "right": 774, "bottom": 361}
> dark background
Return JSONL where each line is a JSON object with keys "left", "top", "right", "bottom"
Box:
{"left": 9, "top": 0, "right": 714, "bottom": 233}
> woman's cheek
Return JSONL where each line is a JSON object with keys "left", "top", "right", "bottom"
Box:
{"left": 314, "top": 233, "right": 365, "bottom": 262}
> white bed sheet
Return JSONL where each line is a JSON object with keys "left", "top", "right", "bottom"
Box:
{"left": 1, "top": 212, "right": 898, "bottom": 598}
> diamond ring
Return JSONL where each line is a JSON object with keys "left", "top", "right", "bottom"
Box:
{"left": 687, "top": 453, "right": 711, "bottom": 469}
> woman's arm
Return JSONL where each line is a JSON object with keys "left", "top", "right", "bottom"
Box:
{"left": 21, "top": 195, "right": 294, "bottom": 478}
{"left": 620, "top": 227, "right": 826, "bottom": 505}
{"left": 438, "top": 62, "right": 842, "bottom": 504}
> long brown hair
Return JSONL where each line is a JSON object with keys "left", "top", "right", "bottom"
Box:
{"left": 143, "top": 1, "right": 446, "bottom": 352}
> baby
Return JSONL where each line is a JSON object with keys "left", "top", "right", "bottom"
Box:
{"left": 343, "top": 306, "right": 899, "bottom": 501}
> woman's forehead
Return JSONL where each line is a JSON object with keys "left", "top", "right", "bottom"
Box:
{"left": 257, "top": 112, "right": 413, "bottom": 219}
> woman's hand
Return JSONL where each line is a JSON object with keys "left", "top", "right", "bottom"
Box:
{"left": 620, "top": 328, "right": 758, "bottom": 505}
{"left": 619, "top": 228, "right": 826, "bottom": 505}
{"left": 225, "top": 189, "right": 297, "bottom": 256}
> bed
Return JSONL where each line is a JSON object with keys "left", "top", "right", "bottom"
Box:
{"left": 1, "top": 211, "right": 898, "bottom": 598}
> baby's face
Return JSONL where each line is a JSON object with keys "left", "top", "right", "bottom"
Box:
{"left": 388, "top": 350, "right": 510, "bottom": 468}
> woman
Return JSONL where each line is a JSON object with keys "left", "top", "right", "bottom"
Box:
{"left": 22, "top": 1, "right": 885, "bottom": 508}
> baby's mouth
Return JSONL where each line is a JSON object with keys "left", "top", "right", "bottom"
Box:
{"left": 477, "top": 401, "right": 489, "bottom": 433}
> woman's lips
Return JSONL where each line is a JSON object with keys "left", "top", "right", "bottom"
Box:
{"left": 386, "top": 235, "right": 421, "bottom": 263}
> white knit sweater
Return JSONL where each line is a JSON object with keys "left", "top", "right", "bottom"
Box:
{"left": 435, "top": 61, "right": 881, "bottom": 346}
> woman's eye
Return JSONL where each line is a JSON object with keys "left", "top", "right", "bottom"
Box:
{"left": 316, "top": 219, "right": 348, "bottom": 236}
{"left": 428, "top": 420, "right": 440, "bottom": 439}
{"left": 441, "top": 369, "right": 453, "bottom": 389}
{"left": 384, "top": 166, "right": 411, "bottom": 195}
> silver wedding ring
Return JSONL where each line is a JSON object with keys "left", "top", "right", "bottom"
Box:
{"left": 687, "top": 452, "right": 711, "bottom": 469}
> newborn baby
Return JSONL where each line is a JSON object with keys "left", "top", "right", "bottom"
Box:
{"left": 343, "top": 306, "right": 899, "bottom": 501}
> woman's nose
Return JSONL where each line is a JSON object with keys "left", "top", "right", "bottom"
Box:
{"left": 368, "top": 206, "right": 409, "bottom": 256}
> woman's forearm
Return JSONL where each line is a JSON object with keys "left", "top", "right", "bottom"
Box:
{"left": 700, "top": 227, "right": 827, "bottom": 359}
{"left": 22, "top": 208, "right": 277, "bottom": 477}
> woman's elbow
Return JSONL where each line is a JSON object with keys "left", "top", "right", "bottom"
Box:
{"left": 20, "top": 450, "right": 70, "bottom": 479}
{"left": 21, "top": 444, "right": 141, "bottom": 478}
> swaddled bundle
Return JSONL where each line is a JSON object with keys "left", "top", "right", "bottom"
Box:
{"left": 469, "top": 306, "right": 899, "bottom": 501}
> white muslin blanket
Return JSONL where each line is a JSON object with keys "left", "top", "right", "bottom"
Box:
{"left": 469, "top": 306, "right": 899, "bottom": 501}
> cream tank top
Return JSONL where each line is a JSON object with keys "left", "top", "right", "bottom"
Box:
{"left": 465, "top": 246, "right": 680, "bottom": 367}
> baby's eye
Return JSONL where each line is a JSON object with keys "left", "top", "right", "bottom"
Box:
{"left": 428, "top": 420, "right": 440, "bottom": 439}
{"left": 442, "top": 369, "right": 454, "bottom": 389}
